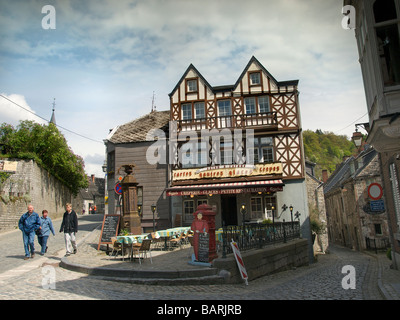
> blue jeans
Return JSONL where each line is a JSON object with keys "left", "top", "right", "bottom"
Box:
{"left": 38, "top": 236, "right": 49, "bottom": 254}
{"left": 22, "top": 231, "right": 35, "bottom": 257}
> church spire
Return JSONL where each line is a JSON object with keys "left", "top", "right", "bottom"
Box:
{"left": 50, "top": 98, "right": 56, "bottom": 125}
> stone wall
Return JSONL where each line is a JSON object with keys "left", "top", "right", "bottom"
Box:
{"left": 0, "top": 159, "right": 81, "bottom": 233}
{"left": 212, "top": 238, "right": 309, "bottom": 284}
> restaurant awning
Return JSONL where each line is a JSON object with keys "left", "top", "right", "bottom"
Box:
{"left": 166, "top": 179, "right": 284, "bottom": 196}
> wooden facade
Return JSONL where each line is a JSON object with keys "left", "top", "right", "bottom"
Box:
{"left": 168, "top": 56, "right": 304, "bottom": 182}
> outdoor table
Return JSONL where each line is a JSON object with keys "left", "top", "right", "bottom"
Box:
{"left": 156, "top": 227, "right": 191, "bottom": 250}
{"left": 116, "top": 234, "right": 152, "bottom": 260}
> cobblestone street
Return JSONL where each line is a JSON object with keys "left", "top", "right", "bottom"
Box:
{"left": 1, "top": 213, "right": 398, "bottom": 304}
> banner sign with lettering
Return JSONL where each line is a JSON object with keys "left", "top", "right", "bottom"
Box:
{"left": 172, "top": 163, "right": 282, "bottom": 182}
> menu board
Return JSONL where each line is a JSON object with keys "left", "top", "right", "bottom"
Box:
{"left": 198, "top": 233, "right": 209, "bottom": 263}
{"left": 97, "top": 215, "right": 120, "bottom": 250}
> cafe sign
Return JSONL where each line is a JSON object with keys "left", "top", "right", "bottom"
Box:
{"left": 172, "top": 163, "right": 283, "bottom": 182}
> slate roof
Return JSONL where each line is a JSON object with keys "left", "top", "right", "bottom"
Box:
{"left": 108, "top": 110, "right": 170, "bottom": 144}
{"left": 323, "top": 145, "right": 377, "bottom": 195}
{"left": 168, "top": 56, "right": 299, "bottom": 98}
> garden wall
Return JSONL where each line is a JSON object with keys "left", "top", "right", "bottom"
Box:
{"left": 0, "top": 159, "right": 82, "bottom": 233}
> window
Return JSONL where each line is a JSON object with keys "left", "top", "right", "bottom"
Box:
{"left": 197, "top": 199, "right": 208, "bottom": 206}
{"left": 373, "top": 0, "right": 400, "bottom": 86}
{"left": 250, "top": 72, "right": 261, "bottom": 85}
{"left": 247, "top": 136, "right": 274, "bottom": 164}
{"left": 218, "top": 100, "right": 231, "bottom": 116}
{"left": 374, "top": 223, "right": 382, "bottom": 235}
{"left": 258, "top": 96, "right": 270, "bottom": 113}
{"left": 220, "top": 141, "right": 233, "bottom": 165}
{"left": 250, "top": 197, "right": 263, "bottom": 220}
{"left": 183, "top": 200, "right": 195, "bottom": 222}
{"left": 244, "top": 97, "right": 256, "bottom": 114}
{"left": 181, "top": 141, "right": 208, "bottom": 168}
{"left": 194, "top": 102, "right": 205, "bottom": 119}
{"left": 187, "top": 79, "right": 198, "bottom": 92}
{"left": 182, "top": 103, "right": 192, "bottom": 120}
{"left": 265, "top": 196, "right": 277, "bottom": 219}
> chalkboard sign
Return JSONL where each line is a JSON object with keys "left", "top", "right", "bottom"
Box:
{"left": 198, "top": 233, "right": 209, "bottom": 263}
{"left": 97, "top": 215, "right": 120, "bottom": 250}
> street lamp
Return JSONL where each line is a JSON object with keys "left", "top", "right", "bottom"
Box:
{"left": 151, "top": 204, "right": 156, "bottom": 232}
{"left": 240, "top": 203, "right": 247, "bottom": 247}
{"left": 137, "top": 203, "right": 142, "bottom": 218}
{"left": 289, "top": 205, "right": 294, "bottom": 229}
{"left": 351, "top": 129, "right": 363, "bottom": 148}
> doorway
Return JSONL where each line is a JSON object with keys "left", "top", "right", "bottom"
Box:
{"left": 221, "top": 195, "right": 238, "bottom": 226}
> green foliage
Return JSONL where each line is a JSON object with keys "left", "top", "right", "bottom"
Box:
{"left": 0, "top": 120, "right": 88, "bottom": 195}
{"left": 303, "top": 129, "right": 357, "bottom": 179}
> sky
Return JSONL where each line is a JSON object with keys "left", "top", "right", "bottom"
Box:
{"left": 0, "top": 0, "right": 368, "bottom": 177}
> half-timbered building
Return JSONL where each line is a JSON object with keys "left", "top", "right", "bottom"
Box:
{"left": 166, "top": 56, "right": 311, "bottom": 242}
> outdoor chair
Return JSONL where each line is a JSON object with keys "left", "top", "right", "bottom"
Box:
{"left": 168, "top": 232, "right": 185, "bottom": 249}
{"left": 131, "top": 239, "right": 152, "bottom": 264}
{"left": 149, "top": 232, "right": 163, "bottom": 250}
{"left": 109, "top": 237, "right": 126, "bottom": 261}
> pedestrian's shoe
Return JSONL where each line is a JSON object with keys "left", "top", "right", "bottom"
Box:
{"left": 24, "top": 256, "right": 30, "bottom": 260}
{"left": 73, "top": 248, "right": 77, "bottom": 254}
{"left": 45, "top": 246, "right": 48, "bottom": 253}
{"left": 65, "top": 253, "right": 70, "bottom": 257}
{"left": 31, "top": 254, "right": 35, "bottom": 258}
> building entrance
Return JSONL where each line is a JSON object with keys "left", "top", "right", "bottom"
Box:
{"left": 221, "top": 195, "right": 238, "bottom": 226}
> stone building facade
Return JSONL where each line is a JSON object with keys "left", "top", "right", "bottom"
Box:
{"left": 324, "top": 146, "right": 389, "bottom": 251}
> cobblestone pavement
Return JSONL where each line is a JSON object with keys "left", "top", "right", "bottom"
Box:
{"left": 2, "top": 213, "right": 399, "bottom": 302}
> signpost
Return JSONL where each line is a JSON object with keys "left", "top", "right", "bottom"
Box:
{"left": 115, "top": 183, "right": 122, "bottom": 195}
{"left": 98, "top": 215, "right": 120, "bottom": 250}
{"left": 368, "top": 183, "right": 383, "bottom": 200}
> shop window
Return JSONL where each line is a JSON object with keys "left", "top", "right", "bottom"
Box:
{"left": 265, "top": 195, "right": 277, "bottom": 219}
{"left": 183, "top": 200, "right": 195, "bottom": 222}
{"left": 250, "top": 197, "right": 263, "bottom": 220}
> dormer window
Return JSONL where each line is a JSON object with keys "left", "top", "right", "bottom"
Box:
{"left": 249, "top": 72, "right": 261, "bottom": 86}
{"left": 186, "top": 79, "right": 198, "bottom": 93}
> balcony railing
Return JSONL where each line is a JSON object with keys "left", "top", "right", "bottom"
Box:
{"left": 178, "top": 112, "right": 277, "bottom": 132}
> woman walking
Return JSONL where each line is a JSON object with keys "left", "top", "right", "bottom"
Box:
{"left": 37, "top": 210, "right": 55, "bottom": 255}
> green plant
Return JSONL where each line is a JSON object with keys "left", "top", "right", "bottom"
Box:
{"left": 119, "top": 228, "right": 129, "bottom": 236}
{"left": 386, "top": 248, "right": 392, "bottom": 261}
{"left": 262, "top": 219, "right": 272, "bottom": 224}
{"left": 0, "top": 121, "right": 88, "bottom": 195}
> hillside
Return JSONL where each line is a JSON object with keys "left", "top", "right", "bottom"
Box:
{"left": 303, "top": 129, "right": 357, "bottom": 180}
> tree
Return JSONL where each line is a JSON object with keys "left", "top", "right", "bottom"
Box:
{"left": 0, "top": 120, "right": 88, "bottom": 195}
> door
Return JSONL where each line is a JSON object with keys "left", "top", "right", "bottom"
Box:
{"left": 221, "top": 195, "right": 237, "bottom": 226}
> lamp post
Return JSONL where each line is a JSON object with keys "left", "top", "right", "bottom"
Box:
{"left": 241, "top": 203, "right": 246, "bottom": 248}
{"left": 289, "top": 205, "right": 294, "bottom": 229}
{"left": 151, "top": 204, "right": 156, "bottom": 232}
{"left": 271, "top": 206, "right": 275, "bottom": 242}
{"left": 137, "top": 203, "right": 142, "bottom": 218}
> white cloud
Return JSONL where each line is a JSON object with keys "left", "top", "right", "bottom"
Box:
{"left": 0, "top": 93, "right": 47, "bottom": 126}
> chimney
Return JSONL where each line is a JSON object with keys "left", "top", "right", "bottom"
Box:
{"left": 322, "top": 170, "right": 329, "bottom": 183}
{"left": 91, "top": 174, "right": 95, "bottom": 183}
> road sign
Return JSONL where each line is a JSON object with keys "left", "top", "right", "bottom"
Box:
{"left": 368, "top": 183, "right": 383, "bottom": 200}
{"left": 114, "top": 183, "right": 122, "bottom": 195}
{"left": 370, "top": 200, "right": 385, "bottom": 212}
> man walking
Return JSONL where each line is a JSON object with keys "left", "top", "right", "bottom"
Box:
{"left": 18, "top": 204, "right": 41, "bottom": 260}
{"left": 59, "top": 203, "right": 78, "bottom": 257}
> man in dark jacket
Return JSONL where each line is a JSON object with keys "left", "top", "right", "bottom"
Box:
{"left": 19, "top": 204, "right": 41, "bottom": 260}
{"left": 59, "top": 203, "right": 78, "bottom": 256}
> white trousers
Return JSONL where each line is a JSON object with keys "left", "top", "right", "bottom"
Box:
{"left": 64, "top": 232, "right": 77, "bottom": 254}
